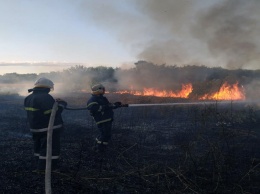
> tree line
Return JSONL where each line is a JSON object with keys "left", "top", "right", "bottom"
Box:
{"left": 1, "top": 61, "right": 259, "bottom": 98}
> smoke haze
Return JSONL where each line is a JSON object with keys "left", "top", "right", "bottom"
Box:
{"left": 1, "top": 0, "right": 260, "bottom": 101}
{"left": 79, "top": 0, "right": 260, "bottom": 70}
{"left": 192, "top": 0, "right": 260, "bottom": 69}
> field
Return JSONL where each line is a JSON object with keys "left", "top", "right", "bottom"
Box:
{"left": 0, "top": 94, "right": 259, "bottom": 194}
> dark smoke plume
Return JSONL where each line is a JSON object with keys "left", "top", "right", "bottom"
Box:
{"left": 79, "top": 0, "right": 260, "bottom": 70}
{"left": 192, "top": 0, "right": 260, "bottom": 69}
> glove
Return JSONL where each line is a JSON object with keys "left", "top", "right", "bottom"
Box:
{"left": 114, "top": 102, "right": 122, "bottom": 107}
{"left": 102, "top": 102, "right": 120, "bottom": 110}
{"left": 109, "top": 102, "right": 121, "bottom": 109}
{"left": 56, "top": 98, "right": 67, "bottom": 108}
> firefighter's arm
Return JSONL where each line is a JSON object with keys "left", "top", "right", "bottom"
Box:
{"left": 111, "top": 102, "right": 122, "bottom": 109}
{"left": 111, "top": 102, "right": 129, "bottom": 109}
{"left": 87, "top": 101, "right": 101, "bottom": 112}
{"left": 56, "top": 98, "right": 68, "bottom": 109}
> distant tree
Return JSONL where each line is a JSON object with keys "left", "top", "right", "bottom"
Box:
{"left": 63, "top": 65, "right": 88, "bottom": 75}
{"left": 87, "top": 66, "right": 117, "bottom": 85}
{"left": 0, "top": 73, "right": 20, "bottom": 83}
{"left": 60, "top": 65, "right": 117, "bottom": 92}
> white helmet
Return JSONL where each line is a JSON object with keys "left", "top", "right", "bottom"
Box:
{"left": 34, "top": 77, "right": 54, "bottom": 90}
{"left": 91, "top": 83, "right": 105, "bottom": 95}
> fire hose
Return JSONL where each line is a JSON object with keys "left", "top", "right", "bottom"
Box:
{"left": 64, "top": 102, "right": 213, "bottom": 110}
{"left": 64, "top": 101, "right": 246, "bottom": 110}
{"left": 64, "top": 104, "right": 129, "bottom": 110}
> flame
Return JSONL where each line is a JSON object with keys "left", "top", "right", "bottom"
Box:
{"left": 115, "top": 84, "right": 193, "bottom": 98}
{"left": 199, "top": 82, "right": 245, "bottom": 100}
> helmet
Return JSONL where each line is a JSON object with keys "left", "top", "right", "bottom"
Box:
{"left": 34, "top": 77, "right": 54, "bottom": 90}
{"left": 91, "top": 83, "right": 105, "bottom": 95}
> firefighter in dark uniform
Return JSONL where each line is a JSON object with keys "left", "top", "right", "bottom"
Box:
{"left": 87, "top": 83, "right": 122, "bottom": 152}
{"left": 24, "top": 77, "right": 67, "bottom": 171}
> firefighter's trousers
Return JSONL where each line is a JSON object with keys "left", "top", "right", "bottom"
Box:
{"left": 32, "top": 128, "right": 62, "bottom": 170}
{"left": 96, "top": 121, "right": 112, "bottom": 152}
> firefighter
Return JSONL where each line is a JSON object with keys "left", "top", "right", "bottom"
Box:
{"left": 24, "top": 77, "right": 67, "bottom": 171}
{"left": 87, "top": 83, "right": 122, "bottom": 152}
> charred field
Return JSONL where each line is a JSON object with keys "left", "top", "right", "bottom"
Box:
{"left": 0, "top": 93, "right": 259, "bottom": 194}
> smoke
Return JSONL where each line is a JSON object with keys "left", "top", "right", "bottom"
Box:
{"left": 0, "top": 82, "right": 33, "bottom": 96}
{"left": 3, "top": 0, "right": 260, "bottom": 101}
{"left": 79, "top": 0, "right": 260, "bottom": 70}
{"left": 133, "top": 0, "right": 201, "bottom": 65}
{"left": 192, "top": 0, "right": 260, "bottom": 69}
{"left": 244, "top": 79, "right": 260, "bottom": 102}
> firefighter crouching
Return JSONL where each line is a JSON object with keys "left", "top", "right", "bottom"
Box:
{"left": 87, "top": 84, "right": 123, "bottom": 152}
{"left": 24, "top": 77, "right": 67, "bottom": 171}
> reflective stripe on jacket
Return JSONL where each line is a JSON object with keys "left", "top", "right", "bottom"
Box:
{"left": 87, "top": 94, "right": 114, "bottom": 125}
{"left": 24, "top": 88, "right": 64, "bottom": 130}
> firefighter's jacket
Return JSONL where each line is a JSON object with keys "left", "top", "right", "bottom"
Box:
{"left": 24, "top": 88, "right": 64, "bottom": 132}
{"left": 87, "top": 94, "right": 114, "bottom": 125}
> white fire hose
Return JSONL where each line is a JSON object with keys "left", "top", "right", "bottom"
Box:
{"left": 64, "top": 101, "right": 246, "bottom": 110}
{"left": 45, "top": 101, "right": 58, "bottom": 194}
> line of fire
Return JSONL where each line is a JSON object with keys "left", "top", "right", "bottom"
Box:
{"left": 106, "top": 81, "right": 245, "bottom": 101}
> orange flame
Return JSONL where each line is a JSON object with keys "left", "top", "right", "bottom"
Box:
{"left": 199, "top": 82, "right": 245, "bottom": 100}
{"left": 115, "top": 84, "right": 193, "bottom": 98}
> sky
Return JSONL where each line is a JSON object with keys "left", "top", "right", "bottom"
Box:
{"left": 0, "top": 0, "right": 260, "bottom": 75}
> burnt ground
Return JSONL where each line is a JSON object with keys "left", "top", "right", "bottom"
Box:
{"left": 0, "top": 94, "right": 260, "bottom": 194}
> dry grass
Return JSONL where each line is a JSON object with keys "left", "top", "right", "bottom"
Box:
{"left": 0, "top": 94, "right": 259, "bottom": 193}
